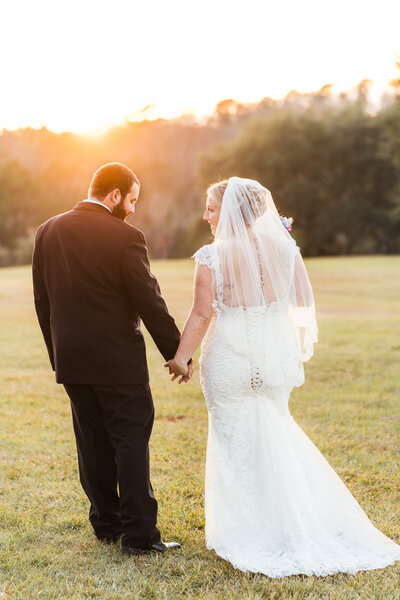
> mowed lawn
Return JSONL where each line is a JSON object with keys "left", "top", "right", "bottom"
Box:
{"left": 0, "top": 256, "right": 399, "bottom": 600}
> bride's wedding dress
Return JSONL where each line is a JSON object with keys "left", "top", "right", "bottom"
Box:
{"left": 194, "top": 239, "right": 400, "bottom": 578}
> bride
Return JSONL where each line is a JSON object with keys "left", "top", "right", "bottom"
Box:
{"left": 164, "top": 176, "right": 400, "bottom": 577}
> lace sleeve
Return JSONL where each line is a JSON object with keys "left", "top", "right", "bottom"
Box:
{"left": 193, "top": 244, "right": 224, "bottom": 307}
{"left": 192, "top": 245, "right": 214, "bottom": 269}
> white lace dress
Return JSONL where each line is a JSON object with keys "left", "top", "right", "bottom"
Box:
{"left": 194, "top": 243, "right": 400, "bottom": 578}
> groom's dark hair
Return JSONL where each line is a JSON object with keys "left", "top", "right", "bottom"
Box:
{"left": 89, "top": 163, "right": 139, "bottom": 201}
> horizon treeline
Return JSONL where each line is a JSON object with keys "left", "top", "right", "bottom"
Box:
{"left": 0, "top": 76, "right": 400, "bottom": 266}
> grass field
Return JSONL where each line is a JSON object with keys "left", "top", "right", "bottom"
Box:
{"left": 0, "top": 256, "right": 399, "bottom": 599}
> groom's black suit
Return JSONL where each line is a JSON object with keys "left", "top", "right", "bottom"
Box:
{"left": 32, "top": 200, "right": 180, "bottom": 549}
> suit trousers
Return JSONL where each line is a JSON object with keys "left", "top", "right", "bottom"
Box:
{"left": 63, "top": 383, "right": 161, "bottom": 549}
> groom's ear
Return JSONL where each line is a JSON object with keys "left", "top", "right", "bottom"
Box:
{"left": 109, "top": 189, "right": 122, "bottom": 205}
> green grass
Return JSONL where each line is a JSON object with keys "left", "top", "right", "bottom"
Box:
{"left": 0, "top": 256, "right": 399, "bottom": 599}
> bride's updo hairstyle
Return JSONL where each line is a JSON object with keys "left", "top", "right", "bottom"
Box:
{"left": 207, "top": 179, "right": 267, "bottom": 225}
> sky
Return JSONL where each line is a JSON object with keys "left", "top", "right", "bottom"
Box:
{"left": 1, "top": 0, "right": 399, "bottom": 133}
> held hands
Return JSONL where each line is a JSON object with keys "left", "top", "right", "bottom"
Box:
{"left": 163, "top": 357, "right": 194, "bottom": 384}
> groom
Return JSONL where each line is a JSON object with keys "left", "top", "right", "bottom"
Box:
{"left": 32, "top": 162, "right": 190, "bottom": 555}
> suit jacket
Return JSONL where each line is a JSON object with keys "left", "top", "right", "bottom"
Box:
{"left": 32, "top": 201, "right": 181, "bottom": 384}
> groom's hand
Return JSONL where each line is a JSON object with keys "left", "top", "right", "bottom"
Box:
{"left": 163, "top": 358, "right": 193, "bottom": 384}
{"left": 175, "top": 359, "right": 194, "bottom": 384}
{"left": 182, "top": 360, "right": 194, "bottom": 384}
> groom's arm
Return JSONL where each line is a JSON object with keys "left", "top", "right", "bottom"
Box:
{"left": 121, "top": 228, "right": 181, "bottom": 361}
{"left": 32, "top": 229, "right": 55, "bottom": 371}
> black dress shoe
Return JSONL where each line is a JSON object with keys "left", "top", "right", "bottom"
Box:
{"left": 121, "top": 541, "right": 181, "bottom": 555}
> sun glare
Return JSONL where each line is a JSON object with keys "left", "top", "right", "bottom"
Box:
{"left": 1, "top": 0, "right": 399, "bottom": 134}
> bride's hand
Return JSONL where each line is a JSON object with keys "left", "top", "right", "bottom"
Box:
{"left": 163, "top": 357, "right": 188, "bottom": 378}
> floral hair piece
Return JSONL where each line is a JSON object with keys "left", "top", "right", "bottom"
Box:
{"left": 280, "top": 215, "right": 293, "bottom": 232}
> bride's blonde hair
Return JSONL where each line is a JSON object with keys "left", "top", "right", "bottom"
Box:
{"left": 207, "top": 179, "right": 268, "bottom": 224}
{"left": 207, "top": 180, "right": 229, "bottom": 209}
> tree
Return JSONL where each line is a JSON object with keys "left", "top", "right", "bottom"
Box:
{"left": 0, "top": 160, "right": 33, "bottom": 249}
{"left": 199, "top": 106, "right": 400, "bottom": 255}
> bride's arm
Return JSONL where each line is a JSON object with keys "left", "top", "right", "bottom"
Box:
{"left": 163, "top": 263, "right": 214, "bottom": 378}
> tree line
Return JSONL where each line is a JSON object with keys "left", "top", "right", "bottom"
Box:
{"left": 0, "top": 75, "right": 399, "bottom": 266}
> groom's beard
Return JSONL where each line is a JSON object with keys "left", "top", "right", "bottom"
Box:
{"left": 112, "top": 200, "right": 129, "bottom": 221}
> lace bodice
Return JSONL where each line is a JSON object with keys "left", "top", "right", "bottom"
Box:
{"left": 193, "top": 244, "right": 304, "bottom": 395}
